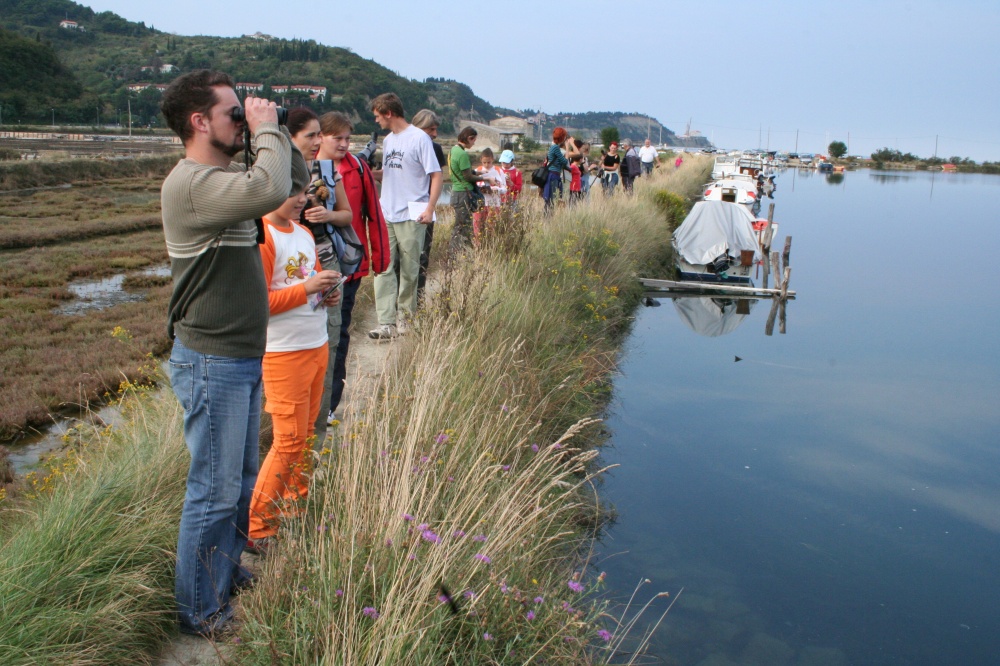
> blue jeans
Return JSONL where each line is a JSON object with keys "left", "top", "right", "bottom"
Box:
{"left": 169, "top": 338, "right": 261, "bottom": 634}
{"left": 543, "top": 170, "right": 563, "bottom": 212}
{"left": 642, "top": 161, "right": 654, "bottom": 175}
{"left": 602, "top": 172, "right": 619, "bottom": 194}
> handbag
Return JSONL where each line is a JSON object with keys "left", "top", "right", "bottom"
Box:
{"left": 530, "top": 161, "right": 549, "bottom": 188}
{"left": 330, "top": 224, "right": 364, "bottom": 276}
{"left": 469, "top": 185, "right": 486, "bottom": 212}
{"left": 316, "top": 160, "right": 364, "bottom": 276}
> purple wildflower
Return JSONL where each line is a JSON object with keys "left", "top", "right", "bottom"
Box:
{"left": 362, "top": 607, "right": 380, "bottom": 619}
{"left": 501, "top": 465, "right": 511, "bottom": 472}
{"left": 402, "top": 513, "right": 414, "bottom": 521}
{"left": 474, "top": 553, "right": 491, "bottom": 564}
{"left": 501, "top": 404, "right": 509, "bottom": 413}
{"left": 421, "top": 530, "right": 440, "bottom": 544}
{"left": 416, "top": 523, "right": 429, "bottom": 531}
{"left": 463, "top": 590, "right": 477, "bottom": 600}
{"left": 500, "top": 583, "right": 509, "bottom": 594}
{"left": 385, "top": 538, "right": 393, "bottom": 546}
{"left": 568, "top": 580, "right": 584, "bottom": 593}
{"left": 452, "top": 529, "right": 466, "bottom": 538}
{"left": 534, "top": 596, "right": 544, "bottom": 604}
{"left": 472, "top": 534, "right": 488, "bottom": 543}
{"left": 335, "top": 589, "right": 343, "bottom": 597}
{"left": 408, "top": 553, "right": 417, "bottom": 561}
{"left": 526, "top": 610, "right": 536, "bottom": 621}
{"left": 531, "top": 444, "right": 539, "bottom": 453}
{"left": 483, "top": 632, "right": 493, "bottom": 641}
{"left": 420, "top": 456, "right": 430, "bottom": 464}
{"left": 435, "top": 432, "right": 449, "bottom": 444}
{"left": 597, "top": 629, "right": 612, "bottom": 643}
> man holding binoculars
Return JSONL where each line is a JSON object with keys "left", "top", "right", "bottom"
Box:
{"left": 159, "top": 69, "right": 310, "bottom": 637}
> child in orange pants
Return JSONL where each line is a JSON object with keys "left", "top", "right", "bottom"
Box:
{"left": 248, "top": 188, "right": 342, "bottom": 548}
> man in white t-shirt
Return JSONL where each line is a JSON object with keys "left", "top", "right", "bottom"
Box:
{"left": 367, "top": 93, "right": 442, "bottom": 340}
{"left": 639, "top": 139, "right": 660, "bottom": 176}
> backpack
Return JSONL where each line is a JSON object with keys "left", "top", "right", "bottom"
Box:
{"left": 316, "top": 160, "right": 365, "bottom": 276}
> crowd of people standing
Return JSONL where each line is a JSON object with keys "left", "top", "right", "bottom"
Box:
{"left": 158, "top": 67, "right": 675, "bottom": 637}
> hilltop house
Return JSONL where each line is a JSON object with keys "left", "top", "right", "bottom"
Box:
{"left": 59, "top": 19, "right": 84, "bottom": 31}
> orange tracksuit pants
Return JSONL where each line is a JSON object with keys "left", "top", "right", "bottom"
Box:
{"left": 249, "top": 343, "right": 328, "bottom": 539}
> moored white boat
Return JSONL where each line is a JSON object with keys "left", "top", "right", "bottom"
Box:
{"left": 672, "top": 201, "right": 764, "bottom": 285}
{"left": 703, "top": 176, "right": 758, "bottom": 208}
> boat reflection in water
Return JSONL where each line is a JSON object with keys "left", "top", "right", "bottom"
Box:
{"left": 672, "top": 295, "right": 756, "bottom": 337}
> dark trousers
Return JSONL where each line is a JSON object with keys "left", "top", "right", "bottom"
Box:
{"left": 328, "top": 277, "right": 361, "bottom": 414}
{"left": 543, "top": 171, "right": 563, "bottom": 213}
{"left": 450, "top": 190, "right": 474, "bottom": 252}
{"left": 418, "top": 222, "right": 433, "bottom": 301}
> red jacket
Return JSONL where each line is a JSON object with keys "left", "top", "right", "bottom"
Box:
{"left": 500, "top": 165, "right": 523, "bottom": 203}
{"left": 338, "top": 153, "right": 390, "bottom": 281}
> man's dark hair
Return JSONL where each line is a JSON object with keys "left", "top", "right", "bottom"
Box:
{"left": 480, "top": 147, "right": 494, "bottom": 160}
{"left": 457, "top": 126, "right": 478, "bottom": 145}
{"left": 370, "top": 93, "right": 405, "bottom": 119}
{"left": 161, "top": 70, "right": 235, "bottom": 144}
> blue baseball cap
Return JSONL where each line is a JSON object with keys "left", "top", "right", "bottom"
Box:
{"left": 499, "top": 149, "right": 515, "bottom": 164}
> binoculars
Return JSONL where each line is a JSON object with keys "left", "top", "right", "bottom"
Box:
{"left": 230, "top": 106, "right": 288, "bottom": 125}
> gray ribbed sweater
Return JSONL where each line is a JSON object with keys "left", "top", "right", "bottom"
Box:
{"left": 160, "top": 123, "right": 309, "bottom": 357}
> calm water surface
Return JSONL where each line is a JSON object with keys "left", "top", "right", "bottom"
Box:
{"left": 598, "top": 169, "right": 1000, "bottom": 665}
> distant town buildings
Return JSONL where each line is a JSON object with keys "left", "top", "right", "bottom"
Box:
{"left": 489, "top": 116, "right": 529, "bottom": 146}
{"left": 127, "top": 83, "right": 169, "bottom": 93}
{"left": 141, "top": 64, "right": 178, "bottom": 75}
{"left": 235, "top": 83, "right": 328, "bottom": 100}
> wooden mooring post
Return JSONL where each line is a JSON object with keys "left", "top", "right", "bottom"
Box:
{"left": 761, "top": 203, "right": 776, "bottom": 252}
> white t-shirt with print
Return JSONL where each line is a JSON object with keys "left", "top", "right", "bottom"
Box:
{"left": 379, "top": 124, "right": 441, "bottom": 223}
{"left": 476, "top": 165, "right": 508, "bottom": 208}
{"left": 264, "top": 220, "right": 329, "bottom": 353}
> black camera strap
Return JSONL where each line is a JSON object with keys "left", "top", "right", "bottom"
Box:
{"left": 242, "top": 123, "right": 266, "bottom": 245}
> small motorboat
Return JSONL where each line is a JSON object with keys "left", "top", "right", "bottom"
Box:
{"left": 703, "top": 177, "right": 758, "bottom": 209}
{"left": 672, "top": 201, "right": 764, "bottom": 285}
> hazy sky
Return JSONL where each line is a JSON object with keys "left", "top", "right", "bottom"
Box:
{"left": 83, "top": 0, "right": 1000, "bottom": 161}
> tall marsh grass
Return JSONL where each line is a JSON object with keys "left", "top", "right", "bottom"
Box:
{"left": 236, "top": 159, "right": 711, "bottom": 664}
{"left": 0, "top": 386, "right": 188, "bottom": 664}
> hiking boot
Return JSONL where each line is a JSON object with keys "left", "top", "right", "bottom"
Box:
{"left": 368, "top": 324, "right": 397, "bottom": 340}
{"left": 245, "top": 537, "right": 273, "bottom": 558}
